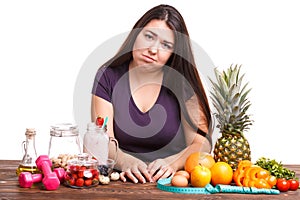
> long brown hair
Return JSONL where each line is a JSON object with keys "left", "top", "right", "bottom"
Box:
{"left": 103, "top": 4, "right": 212, "bottom": 141}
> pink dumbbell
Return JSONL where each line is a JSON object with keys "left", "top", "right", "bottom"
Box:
{"left": 19, "top": 168, "right": 65, "bottom": 188}
{"left": 35, "top": 155, "right": 60, "bottom": 190}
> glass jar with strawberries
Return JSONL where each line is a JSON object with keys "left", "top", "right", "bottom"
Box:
{"left": 64, "top": 153, "right": 99, "bottom": 188}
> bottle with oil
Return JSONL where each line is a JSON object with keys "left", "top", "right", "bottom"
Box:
{"left": 16, "top": 128, "right": 40, "bottom": 176}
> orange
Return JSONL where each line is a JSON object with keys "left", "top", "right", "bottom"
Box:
{"left": 184, "top": 152, "right": 215, "bottom": 173}
{"left": 210, "top": 162, "right": 233, "bottom": 186}
{"left": 190, "top": 165, "right": 211, "bottom": 187}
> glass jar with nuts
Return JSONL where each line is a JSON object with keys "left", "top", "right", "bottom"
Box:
{"left": 51, "top": 154, "right": 78, "bottom": 170}
{"left": 48, "top": 123, "right": 82, "bottom": 169}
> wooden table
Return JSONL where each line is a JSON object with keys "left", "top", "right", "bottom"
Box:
{"left": 1, "top": 160, "right": 300, "bottom": 200}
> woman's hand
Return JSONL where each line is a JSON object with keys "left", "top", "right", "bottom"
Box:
{"left": 118, "top": 155, "right": 153, "bottom": 184}
{"left": 147, "top": 158, "right": 177, "bottom": 182}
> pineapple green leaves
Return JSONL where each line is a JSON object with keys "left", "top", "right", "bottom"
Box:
{"left": 209, "top": 64, "right": 253, "bottom": 136}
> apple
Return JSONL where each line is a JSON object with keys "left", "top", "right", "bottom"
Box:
{"left": 190, "top": 165, "right": 211, "bottom": 187}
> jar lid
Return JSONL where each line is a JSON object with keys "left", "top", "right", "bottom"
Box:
{"left": 67, "top": 153, "right": 97, "bottom": 167}
{"left": 50, "top": 123, "right": 79, "bottom": 137}
{"left": 87, "top": 122, "right": 96, "bottom": 130}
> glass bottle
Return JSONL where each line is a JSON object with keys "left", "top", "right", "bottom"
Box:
{"left": 48, "top": 123, "right": 81, "bottom": 161}
{"left": 16, "top": 128, "right": 40, "bottom": 176}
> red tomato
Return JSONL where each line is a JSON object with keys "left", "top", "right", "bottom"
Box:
{"left": 288, "top": 179, "right": 299, "bottom": 191}
{"left": 276, "top": 178, "right": 290, "bottom": 192}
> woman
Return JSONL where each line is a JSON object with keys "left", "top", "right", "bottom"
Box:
{"left": 91, "top": 4, "right": 212, "bottom": 183}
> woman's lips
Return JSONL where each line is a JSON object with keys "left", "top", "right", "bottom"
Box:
{"left": 142, "top": 55, "right": 156, "bottom": 63}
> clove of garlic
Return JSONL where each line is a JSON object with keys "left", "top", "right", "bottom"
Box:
{"left": 110, "top": 172, "right": 120, "bottom": 181}
{"left": 99, "top": 175, "right": 110, "bottom": 184}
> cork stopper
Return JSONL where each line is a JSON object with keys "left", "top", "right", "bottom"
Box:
{"left": 25, "top": 128, "right": 36, "bottom": 136}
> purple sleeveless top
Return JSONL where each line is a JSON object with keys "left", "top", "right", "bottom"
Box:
{"left": 92, "top": 63, "right": 186, "bottom": 162}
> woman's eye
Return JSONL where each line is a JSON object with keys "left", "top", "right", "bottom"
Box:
{"left": 161, "top": 42, "right": 173, "bottom": 50}
{"left": 144, "top": 33, "right": 154, "bottom": 41}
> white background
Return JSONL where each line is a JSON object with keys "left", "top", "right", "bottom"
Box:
{"left": 1, "top": 0, "right": 299, "bottom": 164}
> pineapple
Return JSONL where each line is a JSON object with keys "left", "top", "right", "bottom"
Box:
{"left": 209, "top": 64, "right": 253, "bottom": 171}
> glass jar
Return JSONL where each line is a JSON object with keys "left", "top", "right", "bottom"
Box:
{"left": 64, "top": 153, "right": 99, "bottom": 188}
{"left": 83, "top": 122, "right": 110, "bottom": 164}
{"left": 48, "top": 123, "right": 81, "bottom": 169}
{"left": 83, "top": 122, "right": 118, "bottom": 176}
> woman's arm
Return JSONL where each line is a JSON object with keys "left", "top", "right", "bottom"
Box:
{"left": 148, "top": 95, "right": 211, "bottom": 181}
{"left": 147, "top": 118, "right": 211, "bottom": 181}
{"left": 91, "top": 95, "right": 153, "bottom": 183}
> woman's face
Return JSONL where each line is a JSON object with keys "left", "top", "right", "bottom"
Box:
{"left": 131, "top": 19, "right": 175, "bottom": 69}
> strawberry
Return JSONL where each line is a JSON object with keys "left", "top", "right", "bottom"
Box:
{"left": 96, "top": 116, "right": 104, "bottom": 127}
{"left": 84, "top": 179, "right": 92, "bottom": 186}
{"left": 68, "top": 178, "right": 75, "bottom": 186}
{"left": 64, "top": 173, "right": 72, "bottom": 181}
{"left": 70, "top": 165, "right": 80, "bottom": 172}
{"left": 72, "top": 173, "right": 78, "bottom": 179}
{"left": 91, "top": 169, "right": 99, "bottom": 178}
{"left": 75, "top": 178, "right": 84, "bottom": 187}
{"left": 78, "top": 170, "right": 84, "bottom": 178}
{"left": 92, "top": 178, "right": 99, "bottom": 185}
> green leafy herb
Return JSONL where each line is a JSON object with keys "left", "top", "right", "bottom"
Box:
{"left": 255, "top": 157, "right": 296, "bottom": 180}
